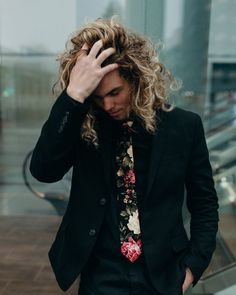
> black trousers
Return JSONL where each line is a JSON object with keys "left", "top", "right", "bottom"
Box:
{"left": 78, "top": 254, "right": 161, "bottom": 295}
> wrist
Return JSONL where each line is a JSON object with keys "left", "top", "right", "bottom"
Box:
{"left": 66, "top": 87, "right": 87, "bottom": 103}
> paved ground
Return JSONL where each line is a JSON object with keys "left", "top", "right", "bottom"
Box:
{"left": 0, "top": 215, "right": 78, "bottom": 295}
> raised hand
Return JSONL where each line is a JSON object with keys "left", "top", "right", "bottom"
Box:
{"left": 66, "top": 40, "right": 119, "bottom": 103}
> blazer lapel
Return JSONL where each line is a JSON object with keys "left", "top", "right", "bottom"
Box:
{"left": 144, "top": 109, "right": 168, "bottom": 202}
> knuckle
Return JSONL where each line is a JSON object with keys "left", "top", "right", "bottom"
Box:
{"left": 92, "top": 60, "right": 100, "bottom": 68}
{"left": 107, "top": 47, "right": 115, "bottom": 54}
{"left": 94, "top": 40, "right": 102, "bottom": 48}
{"left": 96, "top": 70, "right": 103, "bottom": 77}
{"left": 104, "top": 48, "right": 113, "bottom": 55}
{"left": 100, "top": 51, "right": 109, "bottom": 59}
{"left": 84, "top": 57, "right": 92, "bottom": 66}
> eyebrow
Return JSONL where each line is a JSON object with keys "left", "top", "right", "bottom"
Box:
{"left": 93, "top": 86, "right": 123, "bottom": 99}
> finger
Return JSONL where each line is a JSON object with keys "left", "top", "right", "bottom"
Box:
{"left": 89, "top": 40, "right": 103, "bottom": 58}
{"left": 96, "top": 47, "right": 116, "bottom": 65}
{"left": 81, "top": 43, "right": 89, "bottom": 50}
{"left": 100, "top": 63, "right": 120, "bottom": 76}
{"left": 79, "top": 43, "right": 89, "bottom": 56}
{"left": 75, "top": 44, "right": 89, "bottom": 62}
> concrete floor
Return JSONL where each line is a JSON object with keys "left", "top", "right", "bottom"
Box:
{"left": 0, "top": 215, "right": 78, "bottom": 295}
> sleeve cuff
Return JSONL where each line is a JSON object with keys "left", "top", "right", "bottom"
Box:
{"left": 60, "top": 90, "right": 90, "bottom": 111}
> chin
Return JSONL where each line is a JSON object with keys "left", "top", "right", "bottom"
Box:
{"left": 109, "top": 110, "right": 130, "bottom": 121}
{"left": 110, "top": 113, "right": 123, "bottom": 120}
{"left": 116, "top": 115, "right": 127, "bottom": 121}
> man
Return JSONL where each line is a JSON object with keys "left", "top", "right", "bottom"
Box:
{"left": 30, "top": 17, "right": 219, "bottom": 295}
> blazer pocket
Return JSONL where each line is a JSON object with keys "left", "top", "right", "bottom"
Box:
{"left": 171, "top": 234, "right": 189, "bottom": 252}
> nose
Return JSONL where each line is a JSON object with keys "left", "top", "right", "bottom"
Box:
{"left": 102, "top": 96, "right": 114, "bottom": 112}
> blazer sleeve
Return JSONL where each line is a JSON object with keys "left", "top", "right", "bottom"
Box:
{"left": 30, "top": 90, "right": 89, "bottom": 183}
{"left": 183, "top": 114, "right": 219, "bottom": 286}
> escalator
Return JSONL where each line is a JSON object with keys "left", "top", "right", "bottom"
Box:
{"left": 190, "top": 93, "right": 236, "bottom": 294}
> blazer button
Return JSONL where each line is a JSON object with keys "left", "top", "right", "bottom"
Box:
{"left": 99, "top": 198, "right": 106, "bottom": 205}
{"left": 89, "top": 229, "right": 96, "bottom": 236}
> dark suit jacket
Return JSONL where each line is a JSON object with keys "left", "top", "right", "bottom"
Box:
{"left": 30, "top": 91, "right": 219, "bottom": 295}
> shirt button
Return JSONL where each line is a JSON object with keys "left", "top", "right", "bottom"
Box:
{"left": 89, "top": 229, "right": 96, "bottom": 236}
{"left": 99, "top": 198, "right": 106, "bottom": 205}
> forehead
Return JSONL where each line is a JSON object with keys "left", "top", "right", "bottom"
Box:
{"left": 94, "top": 69, "right": 129, "bottom": 96}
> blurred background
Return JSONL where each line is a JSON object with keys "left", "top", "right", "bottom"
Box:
{"left": 0, "top": 0, "right": 236, "bottom": 294}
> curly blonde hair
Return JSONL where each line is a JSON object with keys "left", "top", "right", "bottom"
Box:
{"left": 53, "top": 16, "right": 181, "bottom": 147}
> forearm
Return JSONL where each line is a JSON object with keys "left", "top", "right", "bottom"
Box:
{"left": 30, "top": 90, "right": 89, "bottom": 182}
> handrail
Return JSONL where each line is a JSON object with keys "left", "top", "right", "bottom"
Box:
{"left": 201, "top": 262, "right": 236, "bottom": 281}
{"left": 206, "top": 125, "right": 236, "bottom": 150}
{"left": 204, "top": 98, "right": 236, "bottom": 119}
{"left": 22, "top": 150, "right": 45, "bottom": 198}
{"left": 206, "top": 115, "right": 236, "bottom": 136}
{"left": 22, "top": 149, "right": 69, "bottom": 216}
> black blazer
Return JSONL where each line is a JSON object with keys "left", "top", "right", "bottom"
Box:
{"left": 30, "top": 91, "right": 219, "bottom": 295}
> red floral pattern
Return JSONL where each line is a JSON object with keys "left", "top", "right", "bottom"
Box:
{"left": 121, "top": 237, "right": 142, "bottom": 263}
{"left": 124, "top": 170, "right": 136, "bottom": 185}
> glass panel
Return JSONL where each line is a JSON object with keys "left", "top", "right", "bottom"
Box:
{"left": 0, "top": 0, "right": 236, "bottom": 294}
{"left": 205, "top": 1, "right": 236, "bottom": 291}
{"left": 123, "top": 0, "right": 236, "bottom": 291}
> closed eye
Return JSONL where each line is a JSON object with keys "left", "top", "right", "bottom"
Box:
{"left": 109, "top": 91, "right": 120, "bottom": 96}
{"left": 93, "top": 86, "right": 123, "bottom": 100}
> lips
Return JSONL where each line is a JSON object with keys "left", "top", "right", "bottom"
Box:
{"left": 109, "top": 110, "right": 120, "bottom": 117}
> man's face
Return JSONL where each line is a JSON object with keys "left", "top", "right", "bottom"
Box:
{"left": 93, "top": 69, "right": 132, "bottom": 120}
